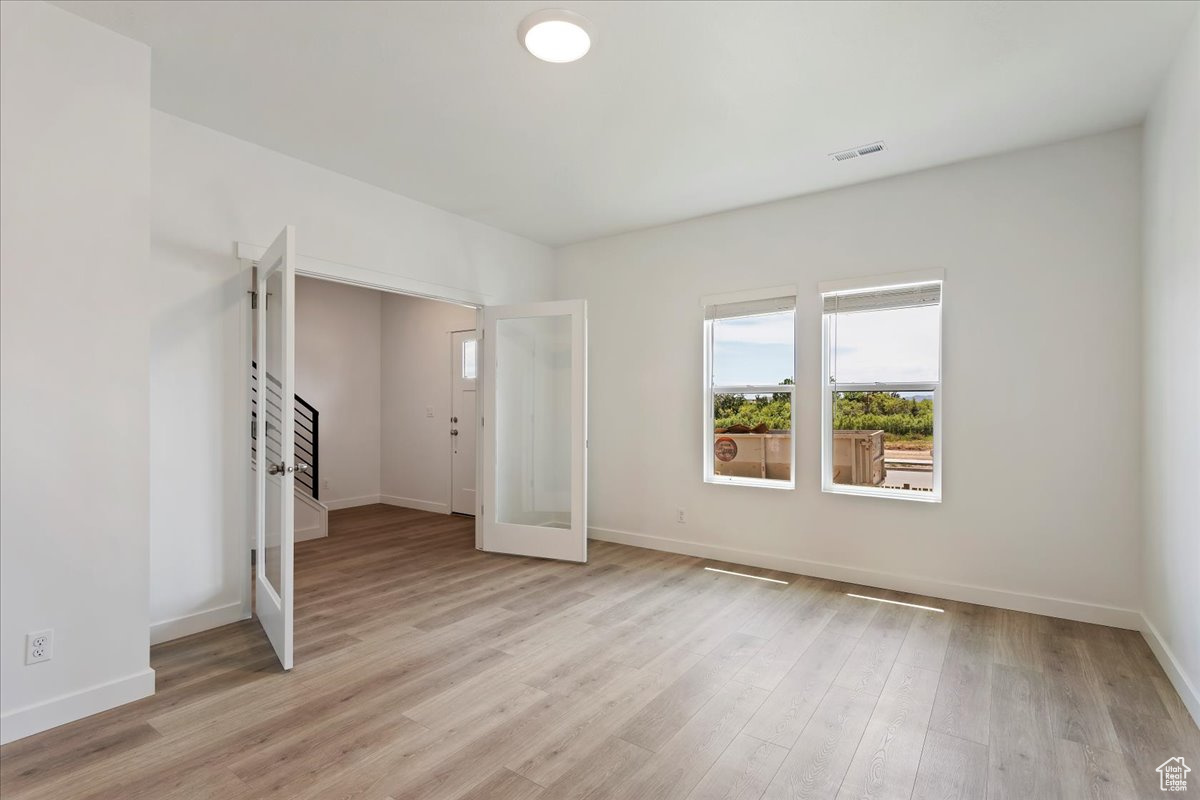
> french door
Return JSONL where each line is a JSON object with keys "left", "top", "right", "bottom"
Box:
{"left": 480, "top": 300, "right": 587, "bottom": 562}
{"left": 253, "top": 225, "right": 296, "bottom": 669}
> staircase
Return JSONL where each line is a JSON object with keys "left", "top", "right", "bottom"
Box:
{"left": 250, "top": 362, "right": 320, "bottom": 500}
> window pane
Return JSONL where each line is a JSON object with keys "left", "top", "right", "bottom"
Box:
{"left": 830, "top": 391, "right": 934, "bottom": 494}
{"left": 712, "top": 311, "right": 794, "bottom": 386}
{"left": 495, "top": 315, "right": 572, "bottom": 527}
{"left": 829, "top": 305, "right": 939, "bottom": 384}
{"left": 462, "top": 338, "right": 477, "bottom": 380}
{"left": 713, "top": 391, "right": 792, "bottom": 482}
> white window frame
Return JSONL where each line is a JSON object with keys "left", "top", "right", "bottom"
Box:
{"left": 702, "top": 285, "right": 798, "bottom": 490}
{"left": 819, "top": 269, "right": 944, "bottom": 503}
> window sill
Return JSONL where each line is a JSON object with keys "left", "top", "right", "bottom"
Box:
{"left": 705, "top": 476, "right": 794, "bottom": 490}
{"left": 822, "top": 484, "right": 941, "bottom": 503}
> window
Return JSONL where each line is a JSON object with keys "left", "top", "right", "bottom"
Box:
{"left": 703, "top": 288, "right": 796, "bottom": 488}
{"left": 462, "top": 338, "right": 477, "bottom": 380}
{"left": 820, "top": 272, "right": 943, "bottom": 501}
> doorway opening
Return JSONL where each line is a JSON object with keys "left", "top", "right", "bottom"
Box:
{"left": 243, "top": 232, "right": 588, "bottom": 672}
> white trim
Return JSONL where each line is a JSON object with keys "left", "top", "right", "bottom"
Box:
{"left": 823, "top": 483, "right": 942, "bottom": 503}
{"left": 236, "top": 241, "right": 487, "bottom": 308}
{"left": 586, "top": 526, "right": 1143, "bottom": 630}
{"left": 700, "top": 284, "right": 798, "bottom": 308}
{"left": 0, "top": 668, "right": 156, "bottom": 745}
{"left": 380, "top": 495, "right": 450, "bottom": 515}
{"left": 1140, "top": 614, "right": 1200, "bottom": 729}
{"left": 295, "top": 525, "right": 326, "bottom": 542}
{"left": 150, "top": 602, "right": 248, "bottom": 645}
{"left": 321, "top": 494, "right": 384, "bottom": 511}
{"left": 294, "top": 487, "right": 329, "bottom": 541}
{"left": 818, "top": 268, "right": 945, "bottom": 295}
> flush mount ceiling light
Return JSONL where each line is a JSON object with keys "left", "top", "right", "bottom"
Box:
{"left": 518, "top": 9, "right": 593, "bottom": 63}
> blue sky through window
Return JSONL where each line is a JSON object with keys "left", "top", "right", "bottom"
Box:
{"left": 712, "top": 311, "right": 794, "bottom": 386}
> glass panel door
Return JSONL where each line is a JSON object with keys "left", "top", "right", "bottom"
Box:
{"left": 480, "top": 300, "right": 586, "bottom": 562}
{"left": 253, "top": 226, "right": 295, "bottom": 669}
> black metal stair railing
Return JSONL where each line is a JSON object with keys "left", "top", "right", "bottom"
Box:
{"left": 250, "top": 362, "right": 320, "bottom": 500}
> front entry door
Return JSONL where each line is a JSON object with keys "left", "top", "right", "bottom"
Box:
{"left": 451, "top": 329, "right": 478, "bottom": 515}
{"left": 253, "top": 225, "right": 296, "bottom": 670}
{"left": 480, "top": 300, "right": 587, "bottom": 562}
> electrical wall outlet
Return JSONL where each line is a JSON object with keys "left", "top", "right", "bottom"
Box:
{"left": 676, "top": 508, "right": 687, "bottom": 524}
{"left": 426, "top": 405, "right": 435, "bottom": 418}
{"left": 321, "top": 479, "right": 330, "bottom": 491}
{"left": 26, "top": 629, "right": 52, "bottom": 665}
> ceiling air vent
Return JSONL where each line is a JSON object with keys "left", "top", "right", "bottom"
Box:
{"left": 830, "top": 141, "right": 886, "bottom": 162}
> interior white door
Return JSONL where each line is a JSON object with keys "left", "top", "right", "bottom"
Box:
{"left": 451, "top": 329, "right": 478, "bottom": 515}
{"left": 253, "top": 225, "right": 296, "bottom": 670}
{"left": 480, "top": 300, "right": 587, "bottom": 562}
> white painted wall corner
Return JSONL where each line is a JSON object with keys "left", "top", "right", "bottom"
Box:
{"left": 1141, "top": 614, "right": 1200, "bottom": 731}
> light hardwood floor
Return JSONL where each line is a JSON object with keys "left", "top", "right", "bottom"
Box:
{"left": 2, "top": 505, "right": 1197, "bottom": 799}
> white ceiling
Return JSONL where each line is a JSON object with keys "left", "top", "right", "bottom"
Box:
{"left": 55, "top": 0, "right": 1196, "bottom": 246}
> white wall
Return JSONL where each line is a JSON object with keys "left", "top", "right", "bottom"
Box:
{"left": 296, "top": 277, "right": 382, "bottom": 506}
{"left": 1142, "top": 11, "right": 1200, "bottom": 723}
{"left": 0, "top": 1, "right": 153, "bottom": 743}
{"left": 557, "top": 127, "right": 1145, "bottom": 626}
{"left": 149, "top": 111, "right": 553, "bottom": 644}
{"left": 381, "top": 293, "right": 477, "bottom": 513}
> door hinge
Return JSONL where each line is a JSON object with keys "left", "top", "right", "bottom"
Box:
{"left": 249, "top": 291, "right": 258, "bottom": 310}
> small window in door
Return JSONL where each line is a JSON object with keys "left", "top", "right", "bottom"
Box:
{"left": 462, "top": 338, "right": 477, "bottom": 380}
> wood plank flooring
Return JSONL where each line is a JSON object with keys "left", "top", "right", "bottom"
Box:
{"left": 2, "top": 504, "right": 1197, "bottom": 799}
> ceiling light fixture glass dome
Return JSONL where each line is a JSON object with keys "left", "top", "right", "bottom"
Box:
{"left": 518, "top": 9, "right": 593, "bottom": 63}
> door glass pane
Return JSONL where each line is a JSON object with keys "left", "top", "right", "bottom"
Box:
{"left": 462, "top": 338, "right": 477, "bottom": 380}
{"left": 831, "top": 390, "right": 935, "bottom": 494}
{"left": 262, "top": 268, "right": 285, "bottom": 597}
{"left": 495, "top": 315, "right": 572, "bottom": 528}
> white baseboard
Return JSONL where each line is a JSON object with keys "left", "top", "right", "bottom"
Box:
{"left": 322, "top": 494, "right": 382, "bottom": 511}
{"left": 150, "top": 601, "right": 249, "bottom": 645}
{"left": 295, "top": 525, "right": 327, "bottom": 542}
{"left": 380, "top": 495, "right": 449, "bottom": 515}
{"left": 587, "top": 527, "right": 1143, "bottom": 630}
{"left": 1140, "top": 614, "right": 1200, "bottom": 729}
{"left": 0, "top": 667, "right": 156, "bottom": 745}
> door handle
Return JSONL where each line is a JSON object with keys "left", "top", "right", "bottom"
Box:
{"left": 268, "top": 462, "right": 286, "bottom": 475}
{"left": 450, "top": 429, "right": 459, "bottom": 436}
{"left": 295, "top": 463, "right": 310, "bottom": 473}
